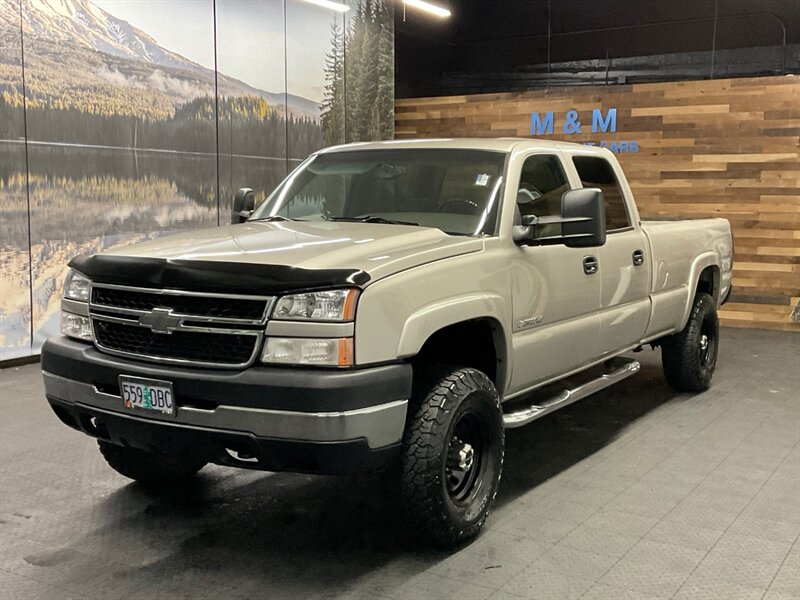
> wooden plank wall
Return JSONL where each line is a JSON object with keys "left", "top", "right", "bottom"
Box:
{"left": 395, "top": 76, "right": 800, "bottom": 331}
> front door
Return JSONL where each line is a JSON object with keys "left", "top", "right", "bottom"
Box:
{"left": 507, "top": 153, "right": 602, "bottom": 396}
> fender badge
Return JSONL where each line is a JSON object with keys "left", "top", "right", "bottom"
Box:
{"left": 516, "top": 315, "right": 544, "bottom": 330}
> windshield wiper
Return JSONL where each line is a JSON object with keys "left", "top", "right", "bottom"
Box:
{"left": 248, "top": 215, "right": 303, "bottom": 222}
{"left": 328, "top": 216, "right": 419, "bottom": 226}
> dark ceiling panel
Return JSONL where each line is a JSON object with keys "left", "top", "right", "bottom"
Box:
{"left": 396, "top": 0, "right": 800, "bottom": 97}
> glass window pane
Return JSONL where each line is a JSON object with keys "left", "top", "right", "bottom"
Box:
{"left": 517, "top": 155, "right": 570, "bottom": 220}
{"left": 572, "top": 156, "right": 631, "bottom": 231}
{"left": 253, "top": 149, "right": 506, "bottom": 236}
{"left": 286, "top": 0, "right": 337, "bottom": 160}
{"left": 0, "top": 1, "right": 32, "bottom": 360}
{"left": 216, "top": 0, "right": 289, "bottom": 213}
{"left": 22, "top": 0, "right": 219, "bottom": 351}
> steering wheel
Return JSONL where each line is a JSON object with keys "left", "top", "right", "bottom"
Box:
{"left": 440, "top": 198, "right": 481, "bottom": 214}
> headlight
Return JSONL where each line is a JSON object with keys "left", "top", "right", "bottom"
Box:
{"left": 64, "top": 269, "right": 91, "bottom": 301}
{"left": 273, "top": 289, "right": 358, "bottom": 321}
{"left": 61, "top": 311, "right": 93, "bottom": 341}
{"left": 262, "top": 337, "right": 353, "bottom": 367}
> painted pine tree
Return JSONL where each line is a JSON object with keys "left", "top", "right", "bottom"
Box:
{"left": 321, "top": 0, "right": 393, "bottom": 146}
{"left": 321, "top": 21, "right": 346, "bottom": 146}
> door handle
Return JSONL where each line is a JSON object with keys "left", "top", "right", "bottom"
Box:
{"left": 583, "top": 256, "right": 599, "bottom": 275}
{"left": 632, "top": 249, "right": 645, "bottom": 266}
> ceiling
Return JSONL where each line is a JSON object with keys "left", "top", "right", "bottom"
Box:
{"left": 395, "top": 0, "right": 800, "bottom": 97}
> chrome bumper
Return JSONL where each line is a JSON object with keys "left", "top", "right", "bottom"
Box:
{"left": 42, "top": 370, "right": 407, "bottom": 449}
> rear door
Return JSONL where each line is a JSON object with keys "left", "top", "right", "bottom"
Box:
{"left": 570, "top": 154, "right": 651, "bottom": 355}
{"left": 506, "top": 152, "right": 602, "bottom": 395}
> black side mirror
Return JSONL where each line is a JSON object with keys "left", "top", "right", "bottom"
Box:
{"left": 231, "top": 188, "right": 255, "bottom": 224}
{"left": 561, "top": 188, "right": 606, "bottom": 248}
{"left": 512, "top": 188, "right": 606, "bottom": 248}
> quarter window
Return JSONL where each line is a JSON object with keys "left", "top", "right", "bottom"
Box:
{"left": 572, "top": 156, "right": 631, "bottom": 231}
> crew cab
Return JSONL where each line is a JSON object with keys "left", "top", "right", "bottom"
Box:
{"left": 41, "top": 139, "right": 733, "bottom": 547}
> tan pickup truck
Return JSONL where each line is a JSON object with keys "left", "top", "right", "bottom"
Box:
{"left": 42, "top": 138, "right": 733, "bottom": 547}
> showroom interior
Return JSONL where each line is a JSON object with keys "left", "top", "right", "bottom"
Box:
{"left": 0, "top": 0, "right": 798, "bottom": 598}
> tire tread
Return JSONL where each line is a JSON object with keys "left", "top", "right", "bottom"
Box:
{"left": 400, "top": 366, "right": 504, "bottom": 548}
{"left": 661, "top": 293, "right": 718, "bottom": 392}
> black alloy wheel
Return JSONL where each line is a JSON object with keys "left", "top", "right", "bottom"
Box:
{"left": 662, "top": 292, "right": 719, "bottom": 392}
{"left": 400, "top": 366, "right": 504, "bottom": 548}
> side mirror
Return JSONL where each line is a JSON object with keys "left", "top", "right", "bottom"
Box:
{"left": 231, "top": 187, "right": 255, "bottom": 224}
{"left": 512, "top": 188, "right": 606, "bottom": 248}
{"left": 561, "top": 188, "right": 606, "bottom": 248}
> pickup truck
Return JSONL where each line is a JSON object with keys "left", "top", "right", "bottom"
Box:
{"left": 41, "top": 138, "right": 733, "bottom": 548}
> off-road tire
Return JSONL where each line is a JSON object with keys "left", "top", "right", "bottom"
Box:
{"left": 98, "top": 441, "right": 205, "bottom": 487}
{"left": 661, "top": 292, "right": 719, "bottom": 392}
{"left": 400, "top": 366, "right": 504, "bottom": 549}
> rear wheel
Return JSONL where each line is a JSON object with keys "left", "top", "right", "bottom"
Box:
{"left": 661, "top": 293, "right": 719, "bottom": 392}
{"left": 400, "top": 366, "right": 504, "bottom": 548}
{"left": 98, "top": 441, "right": 206, "bottom": 488}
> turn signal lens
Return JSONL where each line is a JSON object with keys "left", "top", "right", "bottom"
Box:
{"left": 61, "top": 311, "right": 93, "bottom": 341}
{"left": 262, "top": 337, "right": 353, "bottom": 367}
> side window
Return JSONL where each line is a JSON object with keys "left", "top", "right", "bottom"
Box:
{"left": 516, "top": 155, "right": 570, "bottom": 220}
{"left": 572, "top": 156, "right": 631, "bottom": 231}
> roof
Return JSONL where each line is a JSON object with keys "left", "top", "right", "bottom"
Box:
{"left": 317, "top": 137, "right": 610, "bottom": 155}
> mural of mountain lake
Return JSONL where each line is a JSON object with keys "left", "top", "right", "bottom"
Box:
{"left": 0, "top": 141, "right": 290, "bottom": 357}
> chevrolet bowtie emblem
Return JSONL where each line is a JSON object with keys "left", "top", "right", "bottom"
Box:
{"left": 138, "top": 307, "right": 181, "bottom": 334}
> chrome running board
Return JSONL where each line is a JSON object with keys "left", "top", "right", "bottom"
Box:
{"left": 503, "top": 357, "right": 641, "bottom": 428}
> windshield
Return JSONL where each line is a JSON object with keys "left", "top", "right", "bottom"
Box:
{"left": 250, "top": 149, "right": 506, "bottom": 236}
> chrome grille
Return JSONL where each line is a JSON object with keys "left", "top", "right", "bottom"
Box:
{"left": 89, "top": 283, "right": 273, "bottom": 368}
{"left": 93, "top": 320, "right": 258, "bottom": 366}
{"left": 90, "top": 284, "right": 271, "bottom": 324}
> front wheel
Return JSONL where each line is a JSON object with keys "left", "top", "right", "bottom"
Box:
{"left": 661, "top": 293, "right": 719, "bottom": 392}
{"left": 400, "top": 366, "right": 504, "bottom": 549}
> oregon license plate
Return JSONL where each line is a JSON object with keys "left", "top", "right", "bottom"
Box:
{"left": 119, "top": 375, "right": 175, "bottom": 415}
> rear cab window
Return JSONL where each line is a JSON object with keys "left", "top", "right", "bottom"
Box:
{"left": 571, "top": 156, "right": 631, "bottom": 232}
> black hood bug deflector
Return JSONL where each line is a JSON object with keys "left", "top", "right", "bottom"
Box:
{"left": 69, "top": 254, "right": 371, "bottom": 295}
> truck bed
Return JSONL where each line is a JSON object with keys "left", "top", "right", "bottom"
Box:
{"left": 641, "top": 217, "right": 733, "bottom": 337}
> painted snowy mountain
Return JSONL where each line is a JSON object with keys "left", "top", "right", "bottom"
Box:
{"left": 0, "top": 0, "right": 320, "bottom": 117}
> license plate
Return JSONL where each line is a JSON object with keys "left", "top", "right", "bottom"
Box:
{"left": 119, "top": 375, "right": 175, "bottom": 415}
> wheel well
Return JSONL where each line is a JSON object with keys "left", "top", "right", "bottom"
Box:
{"left": 411, "top": 319, "right": 505, "bottom": 392}
{"left": 696, "top": 266, "right": 720, "bottom": 301}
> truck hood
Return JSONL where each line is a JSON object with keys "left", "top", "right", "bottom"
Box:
{"left": 101, "top": 220, "right": 483, "bottom": 284}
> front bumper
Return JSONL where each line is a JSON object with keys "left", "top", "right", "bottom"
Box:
{"left": 42, "top": 336, "right": 412, "bottom": 474}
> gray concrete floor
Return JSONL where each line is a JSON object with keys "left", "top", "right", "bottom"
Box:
{"left": 1, "top": 328, "right": 798, "bottom": 600}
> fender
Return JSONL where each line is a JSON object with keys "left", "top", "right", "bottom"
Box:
{"left": 397, "top": 293, "right": 511, "bottom": 390}
{"left": 677, "top": 252, "right": 721, "bottom": 331}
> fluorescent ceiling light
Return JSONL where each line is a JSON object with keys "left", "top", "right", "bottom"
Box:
{"left": 403, "top": 0, "right": 451, "bottom": 18}
{"left": 303, "top": 0, "right": 351, "bottom": 12}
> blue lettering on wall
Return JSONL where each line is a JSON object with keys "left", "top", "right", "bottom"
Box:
{"left": 583, "top": 141, "right": 639, "bottom": 154}
{"left": 563, "top": 110, "right": 582, "bottom": 134}
{"left": 591, "top": 108, "right": 617, "bottom": 133}
{"left": 530, "top": 111, "right": 554, "bottom": 135}
{"left": 529, "top": 107, "right": 619, "bottom": 136}
{"left": 529, "top": 106, "right": 636, "bottom": 152}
